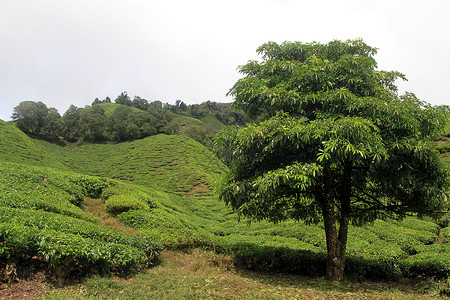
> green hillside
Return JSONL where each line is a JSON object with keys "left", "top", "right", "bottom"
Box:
{"left": 167, "top": 113, "right": 225, "bottom": 145}
{"left": 1, "top": 119, "right": 450, "bottom": 291}
{"left": 35, "top": 134, "right": 227, "bottom": 195}
{"left": 0, "top": 162, "right": 163, "bottom": 285}
{"left": 0, "top": 120, "right": 65, "bottom": 169}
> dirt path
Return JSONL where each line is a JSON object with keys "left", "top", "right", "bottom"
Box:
{"left": 0, "top": 272, "right": 52, "bottom": 299}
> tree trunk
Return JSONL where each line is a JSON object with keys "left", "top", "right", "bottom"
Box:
{"left": 322, "top": 193, "right": 346, "bottom": 280}
{"left": 321, "top": 164, "right": 351, "bottom": 281}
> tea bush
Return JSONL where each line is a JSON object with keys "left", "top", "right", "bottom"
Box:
{"left": 361, "top": 219, "right": 437, "bottom": 256}
{"left": 0, "top": 162, "right": 163, "bottom": 284}
{"left": 399, "top": 244, "right": 450, "bottom": 278}
{"left": 118, "top": 209, "right": 209, "bottom": 248}
{"left": 396, "top": 217, "right": 440, "bottom": 234}
{"left": 441, "top": 226, "right": 450, "bottom": 244}
{"left": 105, "top": 195, "right": 150, "bottom": 214}
{"left": 209, "top": 233, "right": 400, "bottom": 280}
{"left": 345, "top": 256, "right": 402, "bottom": 281}
{"left": 232, "top": 243, "right": 326, "bottom": 276}
{"left": 204, "top": 216, "right": 449, "bottom": 280}
{"left": 0, "top": 163, "right": 98, "bottom": 221}
{"left": 102, "top": 182, "right": 157, "bottom": 215}
{"left": 35, "top": 134, "right": 227, "bottom": 195}
{"left": 0, "top": 207, "right": 161, "bottom": 255}
{"left": 0, "top": 208, "right": 163, "bottom": 284}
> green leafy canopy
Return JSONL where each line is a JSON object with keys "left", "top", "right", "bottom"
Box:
{"left": 217, "top": 38, "right": 449, "bottom": 225}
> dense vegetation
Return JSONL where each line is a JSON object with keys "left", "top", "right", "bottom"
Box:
{"left": 12, "top": 97, "right": 172, "bottom": 142}
{"left": 11, "top": 92, "right": 245, "bottom": 145}
{"left": 215, "top": 39, "right": 449, "bottom": 280}
{"left": 1, "top": 118, "right": 449, "bottom": 292}
{"left": 0, "top": 163, "right": 163, "bottom": 286}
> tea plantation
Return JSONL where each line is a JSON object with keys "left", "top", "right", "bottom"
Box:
{"left": 0, "top": 162, "right": 162, "bottom": 285}
{"left": 1, "top": 119, "right": 449, "bottom": 288}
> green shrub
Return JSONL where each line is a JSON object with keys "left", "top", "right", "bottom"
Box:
{"left": 0, "top": 207, "right": 163, "bottom": 284}
{"left": 223, "top": 242, "right": 326, "bottom": 276}
{"left": 438, "top": 215, "right": 450, "bottom": 229}
{"left": 69, "top": 175, "right": 110, "bottom": 200}
{"left": 441, "top": 227, "right": 450, "bottom": 244}
{"left": 0, "top": 120, "right": 65, "bottom": 168}
{"left": 0, "top": 207, "right": 162, "bottom": 255}
{"left": 101, "top": 183, "right": 157, "bottom": 208}
{"left": 0, "top": 226, "right": 161, "bottom": 284}
{"left": 396, "top": 217, "right": 440, "bottom": 235}
{"left": 400, "top": 244, "right": 450, "bottom": 279}
{"left": 362, "top": 219, "right": 436, "bottom": 255}
{"left": 117, "top": 206, "right": 213, "bottom": 249}
{"left": 0, "top": 222, "right": 40, "bottom": 260}
{"left": 117, "top": 210, "right": 159, "bottom": 229}
{"left": 0, "top": 163, "right": 97, "bottom": 221}
{"left": 105, "top": 195, "right": 150, "bottom": 214}
{"left": 119, "top": 209, "right": 184, "bottom": 230}
{"left": 345, "top": 256, "right": 402, "bottom": 281}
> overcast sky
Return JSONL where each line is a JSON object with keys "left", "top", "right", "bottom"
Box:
{"left": 1, "top": 0, "right": 449, "bottom": 121}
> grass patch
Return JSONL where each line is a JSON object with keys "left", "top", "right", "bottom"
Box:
{"left": 42, "top": 250, "right": 446, "bottom": 299}
{"left": 82, "top": 197, "right": 137, "bottom": 235}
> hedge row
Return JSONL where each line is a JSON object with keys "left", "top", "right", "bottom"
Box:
{"left": 0, "top": 163, "right": 163, "bottom": 284}
{"left": 204, "top": 216, "right": 449, "bottom": 280}
{"left": 0, "top": 162, "right": 110, "bottom": 221}
{"left": 209, "top": 236, "right": 450, "bottom": 280}
{"left": 0, "top": 208, "right": 163, "bottom": 285}
{"left": 101, "top": 184, "right": 157, "bottom": 215}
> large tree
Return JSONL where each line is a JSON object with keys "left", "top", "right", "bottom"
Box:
{"left": 12, "top": 101, "right": 51, "bottom": 135}
{"left": 78, "top": 105, "right": 107, "bottom": 141}
{"left": 215, "top": 39, "right": 448, "bottom": 280}
{"left": 62, "top": 105, "right": 82, "bottom": 142}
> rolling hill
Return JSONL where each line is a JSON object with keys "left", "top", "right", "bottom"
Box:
{"left": 34, "top": 134, "right": 227, "bottom": 196}
{"left": 0, "top": 120, "right": 66, "bottom": 169}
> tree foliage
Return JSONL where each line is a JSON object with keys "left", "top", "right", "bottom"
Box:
{"left": 12, "top": 93, "right": 173, "bottom": 143}
{"left": 216, "top": 39, "right": 449, "bottom": 280}
{"left": 12, "top": 101, "right": 63, "bottom": 139}
{"left": 11, "top": 93, "right": 245, "bottom": 146}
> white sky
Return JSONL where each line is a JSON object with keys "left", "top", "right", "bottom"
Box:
{"left": 1, "top": 0, "right": 449, "bottom": 121}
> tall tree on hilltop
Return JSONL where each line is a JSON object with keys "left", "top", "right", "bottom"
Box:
{"left": 78, "top": 105, "right": 107, "bottom": 141}
{"left": 115, "top": 91, "right": 132, "bottom": 106}
{"left": 42, "top": 107, "right": 63, "bottom": 139}
{"left": 215, "top": 39, "right": 449, "bottom": 280}
{"left": 62, "top": 105, "right": 79, "bottom": 141}
{"left": 132, "top": 96, "right": 149, "bottom": 110}
{"left": 12, "top": 101, "right": 51, "bottom": 136}
{"left": 107, "top": 105, "right": 132, "bottom": 141}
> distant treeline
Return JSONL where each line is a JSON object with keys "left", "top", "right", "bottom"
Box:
{"left": 11, "top": 92, "right": 245, "bottom": 143}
